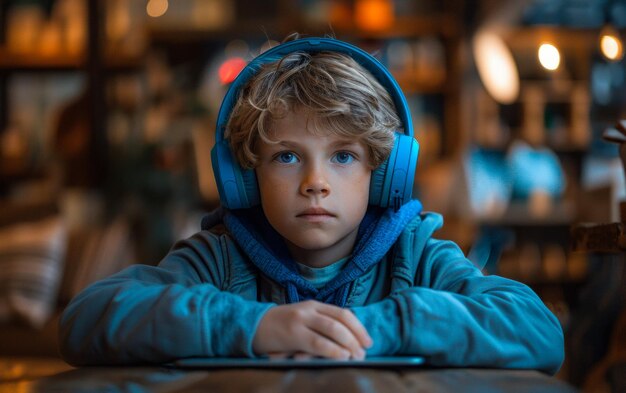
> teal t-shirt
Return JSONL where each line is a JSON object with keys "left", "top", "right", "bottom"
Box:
{"left": 296, "top": 257, "right": 350, "bottom": 289}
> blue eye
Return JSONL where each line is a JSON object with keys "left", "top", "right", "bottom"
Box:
{"left": 333, "top": 151, "right": 355, "bottom": 164}
{"left": 275, "top": 152, "right": 298, "bottom": 164}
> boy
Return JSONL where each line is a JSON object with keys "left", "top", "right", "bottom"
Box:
{"left": 59, "top": 36, "right": 564, "bottom": 374}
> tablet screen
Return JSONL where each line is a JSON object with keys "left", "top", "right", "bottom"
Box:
{"left": 170, "top": 356, "right": 426, "bottom": 369}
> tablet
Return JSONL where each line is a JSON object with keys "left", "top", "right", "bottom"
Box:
{"left": 170, "top": 356, "right": 426, "bottom": 369}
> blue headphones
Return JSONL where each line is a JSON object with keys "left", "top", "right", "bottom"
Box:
{"left": 211, "top": 37, "right": 419, "bottom": 210}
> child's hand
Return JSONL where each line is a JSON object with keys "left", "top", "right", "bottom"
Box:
{"left": 252, "top": 300, "right": 372, "bottom": 360}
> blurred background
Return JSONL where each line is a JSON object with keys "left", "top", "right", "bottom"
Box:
{"left": 0, "top": 0, "right": 625, "bottom": 390}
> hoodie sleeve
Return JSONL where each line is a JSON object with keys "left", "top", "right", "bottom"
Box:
{"left": 58, "top": 231, "right": 274, "bottom": 366}
{"left": 351, "top": 214, "right": 564, "bottom": 374}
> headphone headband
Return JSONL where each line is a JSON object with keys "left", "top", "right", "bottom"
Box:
{"left": 215, "top": 37, "right": 413, "bottom": 143}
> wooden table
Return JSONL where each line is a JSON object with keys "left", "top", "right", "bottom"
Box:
{"left": 0, "top": 357, "right": 579, "bottom": 392}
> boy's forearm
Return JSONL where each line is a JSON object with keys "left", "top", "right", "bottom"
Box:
{"left": 351, "top": 282, "right": 564, "bottom": 374}
{"left": 350, "top": 298, "right": 403, "bottom": 356}
{"left": 59, "top": 267, "right": 274, "bottom": 365}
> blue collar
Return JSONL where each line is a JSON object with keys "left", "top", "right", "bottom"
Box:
{"left": 213, "top": 200, "right": 422, "bottom": 306}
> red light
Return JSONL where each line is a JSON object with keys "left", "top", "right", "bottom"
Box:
{"left": 219, "top": 57, "right": 247, "bottom": 85}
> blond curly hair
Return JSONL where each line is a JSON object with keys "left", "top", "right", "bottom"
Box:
{"left": 225, "top": 43, "right": 401, "bottom": 169}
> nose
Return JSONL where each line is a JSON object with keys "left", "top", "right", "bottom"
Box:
{"left": 300, "top": 164, "right": 330, "bottom": 197}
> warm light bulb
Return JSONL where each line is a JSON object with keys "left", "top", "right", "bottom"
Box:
{"left": 355, "top": 0, "right": 394, "bottom": 31}
{"left": 147, "top": 0, "right": 168, "bottom": 18}
{"left": 473, "top": 32, "right": 520, "bottom": 104}
{"left": 538, "top": 43, "right": 560, "bottom": 71}
{"left": 600, "top": 27, "right": 624, "bottom": 61}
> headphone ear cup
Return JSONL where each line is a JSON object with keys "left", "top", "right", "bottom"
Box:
{"left": 369, "top": 133, "right": 419, "bottom": 209}
{"left": 369, "top": 157, "right": 389, "bottom": 207}
{"left": 211, "top": 140, "right": 260, "bottom": 209}
{"left": 240, "top": 168, "right": 260, "bottom": 207}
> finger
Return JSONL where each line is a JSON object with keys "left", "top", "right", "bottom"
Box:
{"left": 307, "top": 314, "right": 365, "bottom": 360}
{"left": 302, "top": 329, "right": 351, "bottom": 360}
{"left": 268, "top": 351, "right": 314, "bottom": 361}
{"left": 292, "top": 352, "right": 314, "bottom": 361}
{"left": 267, "top": 352, "right": 291, "bottom": 360}
{"left": 316, "top": 304, "right": 373, "bottom": 349}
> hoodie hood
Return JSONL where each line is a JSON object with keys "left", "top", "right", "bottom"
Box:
{"left": 203, "top": 200, "right": 423, "bottom": 307}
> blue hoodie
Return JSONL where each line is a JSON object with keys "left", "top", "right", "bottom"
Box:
{"left": 59, "top": 201, "right": 564, "bottom": 374}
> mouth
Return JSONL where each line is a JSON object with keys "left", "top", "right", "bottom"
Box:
{"left": 296, "top": 207, "right": 336, "bottom": 220}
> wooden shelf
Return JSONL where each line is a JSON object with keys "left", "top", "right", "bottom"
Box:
{"left": 0, "top": 48, "right": 141, "bottom": 72}
{"left": 148, "top": 14, "right": 459, "bottom": 43}
{"left": 478, "top": 200, "right": 577, "bottom": 227}
{"left": 147, "top": 17, "right": 287, "bottom": 42}
{"left": 501, "top": 26, "right": 598, "bottom": 78}
{"left": 504, "top": 26, "right": 599, "bottom": 52}
{"left": 327, "top": 15, "right": 460, "bottom": 39}
{"left": 473, "top": 143, "right": 587, "bottom": 155}
{"left": 0, "top": 49, "right": 84, "bottom": 71}
{"left": 572, "top": 222, "right": 626, "bottom": 253}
